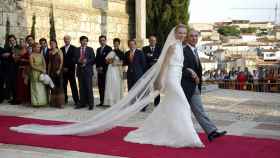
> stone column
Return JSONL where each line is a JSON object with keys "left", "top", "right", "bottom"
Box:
{"left": 135, "top": 0, "right": 146, "bottom": 47}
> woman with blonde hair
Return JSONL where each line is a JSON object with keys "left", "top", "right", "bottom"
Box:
{"left": 30, "top": 43, "right": 48, "bottom": 106}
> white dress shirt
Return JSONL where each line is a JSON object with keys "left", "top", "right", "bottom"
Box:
{"left": 65, "top": 44, "right": 70, "bottom": 54}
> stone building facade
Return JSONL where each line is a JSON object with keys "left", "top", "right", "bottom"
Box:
{"left": 0, "top": 0, "right": 136, "bottom": 49}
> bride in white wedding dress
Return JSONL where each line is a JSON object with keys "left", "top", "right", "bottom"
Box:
{"left": 10, "top": 24, "right": 204, "bottom": 148}
{"left": 124, "top": 25, "right": 204, "bottom": 148}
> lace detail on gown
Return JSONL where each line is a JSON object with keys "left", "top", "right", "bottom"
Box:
{"left": 124, "top": 42, "right": 204, "bottom": 148}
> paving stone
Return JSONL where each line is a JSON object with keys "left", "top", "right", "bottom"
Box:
{"left": 242, "top": 133, "right": 280, "bottom": 140}
{"left": 254, "top": 123, "right": 280, "bottom": 131}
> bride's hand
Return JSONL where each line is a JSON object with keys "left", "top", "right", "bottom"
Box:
{"left": 154, "top": 79, "right": 164, "bottom": 91}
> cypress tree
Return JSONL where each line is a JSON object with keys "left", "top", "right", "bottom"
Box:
{"left": 4, "top": 17, "right": 10, "bottom": 48}
{"left": 49, "top": 4, "right": 56, "bottom": 41}
{"left": 31, "top": 14, "right": 36, "bottom": 39}
{"left": 147, "top": 0, "right": 190, "bottom": 45}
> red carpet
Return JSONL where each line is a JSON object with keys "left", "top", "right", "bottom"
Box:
{"left": 0, "top": 115, "right": 279, "bottom": 158}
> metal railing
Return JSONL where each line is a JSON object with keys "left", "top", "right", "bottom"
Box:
{"left": 204, "top": 79, "right": 280, "bottom": 93}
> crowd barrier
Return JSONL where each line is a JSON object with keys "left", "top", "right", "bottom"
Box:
{"left": 204, "top": 80, "right": 280, "bottom": 93}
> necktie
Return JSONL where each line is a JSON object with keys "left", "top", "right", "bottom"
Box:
{"left": 80, "top": 47, "right": 85, "bottom": 59}
{"left": 129, "top": 50, "right": 134, "bottom": 63}
{"left": 151, "top": 47, "right": 154, "bottom": 52}
{"left": 65, "top": 46, "right": 69, "bottom": 54}
{"left": 28, "top": 47, "right": 32, "bottom": 54}
{"left": 83, "top": 47, "right": 86, "bottom": 57}
{"left": 44, "top": 48, "right": 47, "bottom": 56}
{"left": 101, "top": 47, "right": 104, "bottom": 55}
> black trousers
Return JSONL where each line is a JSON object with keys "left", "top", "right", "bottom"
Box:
{"left": 2, "top": 64, "right": 17, "bottom": 101}
{"left": 127, "top": 77, "right": 137, "bottom": 91}
{"left": 97, "top": 72, "right": 106, "bottom": 105}
{"left": 0, "top": 73, "right": 4, "bottom": 101}
{"left": 63, "top": 71, "right": 79, "bottom": 104}
{"left": 78, "top": 73, "right": 94, "bottom": 108}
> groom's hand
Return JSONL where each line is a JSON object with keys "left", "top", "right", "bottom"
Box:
{"left": 194, "top": 76, "right": 200, "bottom": 85}
{"left": 187, "top": 68, "right": 199, "bottom": 85}
{"left": 187, "top": 68, "right": 198, "bottom": 78}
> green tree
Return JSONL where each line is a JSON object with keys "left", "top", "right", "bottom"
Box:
{"left": 126, "top": 0, "right": 136, "bottom": 38}
{"left": 4, "top": 17, "right": 10, "bottom": 48}
{"left": 218, "top": 26, "right": 240, "bottom": 37}
{"left": 240, "top": 27, "right": 257, "bottom": 34}
{"left": 49, "top": 4, "right": 56, "bottom": 41}
{"left": 147, "top": 0, "right": 190, "bottom": 45}
{"left": 31, "top": 14, "right": 36, "bottom": 39}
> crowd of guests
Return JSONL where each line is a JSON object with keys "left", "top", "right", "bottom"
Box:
{"left": 0, "top": 34, "right": 162, "bottom": 110}
{"left": 204, "top": 67, "right": 280, "bottom": 92}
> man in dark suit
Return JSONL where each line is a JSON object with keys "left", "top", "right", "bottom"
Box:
{"left": 60, "top": 35, "right": 80, "bottom": 106}
{"left": 0, "top": 46, "right": 5, "bottom": 103}
{"left": 181, "top": 29, "right": 226, "bottom": 142}
{"left": 25, "top": 35, "right": 34, "bottom": 54}
{"left": 123, "top": 39, "right": 147, "bottom": 90}
{"left": 96, "top": 35, "right": 112, "bottom": 107}
{"left": 39, "top": 38, "right": 49, "bottom": 70}
{"left": 142, "top": 35, "right": 162, "bottom": 107}
{"left": 142, "top": 36, "right": 161, "bottom": 70}
{"left": 75, "top": 36, "right": 95, "bottom": 110}
{"left": 2, "top": 35, "right": 20, "bottom": 104}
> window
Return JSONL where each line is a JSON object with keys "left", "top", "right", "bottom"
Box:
{"left": 92, "top": 0, "right": 108, "bottom": 9}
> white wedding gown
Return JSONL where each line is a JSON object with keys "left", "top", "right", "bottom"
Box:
{"left": 104, "top": 51, "right": 124, "bottom": 106}
{"left": 124, "top": 42, "right": 204, "bottom": 148}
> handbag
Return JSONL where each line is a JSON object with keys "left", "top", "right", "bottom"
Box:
{"left": 39, "top": 74, "right": 55, "bottom": 88}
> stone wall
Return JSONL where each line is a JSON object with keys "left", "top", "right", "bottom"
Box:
{"left": 0, "top": 0, "right": 133, "bottom": 50}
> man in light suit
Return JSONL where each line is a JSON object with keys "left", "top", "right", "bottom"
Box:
{"left": 182, "top": 29, "right": 227, "bottom": 142}
{"left": 75, "top": 36, "right": 95, "bottom": 110}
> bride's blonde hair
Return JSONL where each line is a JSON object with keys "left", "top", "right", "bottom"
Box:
{"left": 175, "top": 24, "right": 187, "bottom": 32}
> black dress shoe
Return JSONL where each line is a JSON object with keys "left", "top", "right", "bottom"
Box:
{"left": 102, "top": 104, "right": 110, "bottom": 107}
{"left": 140, "top": 108, "right": 146, "bottom": 112}
{"left": 74, "top": 102, "right": 81, "bottom": 106}
{"left": 75, "top": 105, "right": 86, "bottom": 109}
{"left": 141, "top": 106, "right": 148, "bottom": 112}
{"left": 88, "top": 106, "right": 94, "bottom": 110}
{"left": 9, "top": 100, "right": 17, "bottom": 105}
{"left": 208, "top": 130, "right": 227, "bottom": 142}
{"left": 8, "top": 99, "right": 15, "bottom": 103}
{"left": 96, "top": 104, "right": 103, "bottom": 107}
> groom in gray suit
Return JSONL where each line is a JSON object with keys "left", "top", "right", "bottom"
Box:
{"left": 181, "top": 28, "right": 227, "bottom": 142}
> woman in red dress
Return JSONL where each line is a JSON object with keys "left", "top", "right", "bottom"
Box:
{"left": 15, "top": 40, "right": 30, "bottom": 104}
{"left": 237, "top": 71, "right": 247, "bottom": 90}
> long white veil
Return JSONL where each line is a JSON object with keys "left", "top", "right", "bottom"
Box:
{"left": 10, "top": 27, "right": 177, "bottom": 136}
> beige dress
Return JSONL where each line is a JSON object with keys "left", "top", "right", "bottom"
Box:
{"left": 30, "top": 53, "right": 48, "bottom": 106}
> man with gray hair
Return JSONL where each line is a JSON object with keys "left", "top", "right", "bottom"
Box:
{"left": 182, "top": 29, "right": 227, "bottom": 142}
{"left": 60, "top": 35, "right": 80, "bottom": 106}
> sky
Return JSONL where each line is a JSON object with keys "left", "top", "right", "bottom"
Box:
{"left": 189, "top": 0, "right": 279, "bottom": 23}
